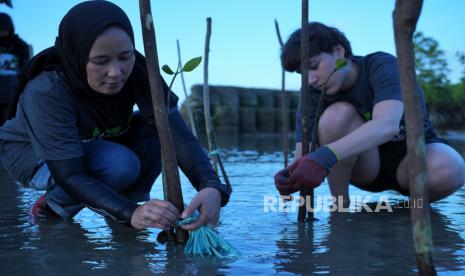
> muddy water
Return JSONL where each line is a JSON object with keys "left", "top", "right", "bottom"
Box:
{"left": 0, "top": 133, "right": 464, "bottom": 275}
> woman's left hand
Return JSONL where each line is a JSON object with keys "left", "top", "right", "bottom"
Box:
{"left": 180, "top": 187, "right": 221, "bottom": 231}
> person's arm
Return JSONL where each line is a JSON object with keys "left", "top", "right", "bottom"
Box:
{"left": 327, "top": 99, "right": 403, "bottom": 160}
{"left": 46, "top": 157, "right": 138, "bottom": 223}
{"left": 169, "top": 109, "right": 231, "bottom": 206}
{"left": 275, "top": 88, "right": 318, "bottom": 195}
{"left": 133, "top": 70, "right": 231, "bottom": 205}
{"left": 276, "top": 100, "right": 403, "bottom": 195}
{"left": 142, "top": 106, "right": 230, "bottom": 231}
{"left": 169, "top": 109, "right": 232, "bottom": 230}
{"left": 133, "top": 65, "right": 229, "bottom": 229}
{"left": 328, "top": 53, "right": 405, "bottom": 160}
{"left": 46, "top": 157, "right": 179, "bottom": 229}
{"left": 294, "top": 103, "right": 403, "bottom": 161}
{"left": 47, "top": 157, "right": 179, "bottom": 229}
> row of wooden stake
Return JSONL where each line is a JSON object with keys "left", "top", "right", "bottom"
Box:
{"left": 140, "top": 0, "right": 435, "bottom": 274}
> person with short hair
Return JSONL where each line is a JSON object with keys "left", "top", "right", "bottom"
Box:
{"left": 274, "top": 22, "right": 465, "bottom": 204}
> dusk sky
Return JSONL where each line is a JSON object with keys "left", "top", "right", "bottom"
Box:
{"left": 1, "top": 0, "right": 464, "bottom": 103}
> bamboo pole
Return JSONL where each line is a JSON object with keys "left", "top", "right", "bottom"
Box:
{"left": 202, "top": 17, "right": 232, "bottom": 190}
{"left": 203, "top": 17, "right": 218, "bottom": 172}
{"left": 298, "top": 0, "right": 313, "bottom": 222}
{"left": 393, "top": 0, "right": 436, "bottom": 274}
{"left": 214, "top": 131, "right": 231, "bottom": 189}
{"left": 176, "top": 39, "right": 198, "bottom": 138}
{"left": 139, "top": 0, "right": 188, "bottom": 243}
{"left": 274, "top": 19, "right": 289, "bottom": 168}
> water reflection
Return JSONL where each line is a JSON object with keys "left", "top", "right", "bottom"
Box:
{"left": 0, "top": 133, "right": 464, "bottom": 275}
{"left": 273, "top": 205, "right": 465, "bottom": 275}
{"left": 198, "top": 133, "right": 294, "bottom": 154}
{"left": 0, "top": 167, "right": 228, "bottom": 275}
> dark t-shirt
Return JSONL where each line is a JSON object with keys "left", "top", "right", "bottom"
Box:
{"left": 0, "top": 70, "right": 177, "bottom": 184}
{"left": 295, "top": 51, "right": 434, "bottom": 143}
{"left": 0, "top": 36, "right": 30, "bottom": 104}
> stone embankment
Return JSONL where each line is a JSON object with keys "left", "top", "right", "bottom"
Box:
{"left": 180, "top": 85, "right": 463, "bottom": 135}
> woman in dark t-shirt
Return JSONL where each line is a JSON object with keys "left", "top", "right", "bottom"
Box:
{"left": 275, "top": 22, "right": 465, "bottom": 205}
{"left": 0, "top": 1, "right": 230, "bottom": 231}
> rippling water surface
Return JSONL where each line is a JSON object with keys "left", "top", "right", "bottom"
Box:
{"left": 1, "top": 133, "right": 465, "bottom": 275}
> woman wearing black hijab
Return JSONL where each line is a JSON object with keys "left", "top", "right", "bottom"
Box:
{"left": 0, "top": 1, "right": 230, "bottom": 230}
{"left": 0, "top": 12, "right": 30, "bottom": 125}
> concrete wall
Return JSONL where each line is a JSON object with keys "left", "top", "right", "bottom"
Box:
{"left": 180, "top": 85, "right": 300, "bottom": 135}
{"left": 179, "top": 85, "right": 464, "bottom": 136}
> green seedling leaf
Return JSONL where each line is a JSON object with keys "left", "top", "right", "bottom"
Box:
{"left": 335, "top": 59, "right": 348, "bottom": 70}
{"left": 162, "top": 64, "right": 175, "bottom": 75}
{"left": 182, "top": 56, "right": 202, "bottom": 72}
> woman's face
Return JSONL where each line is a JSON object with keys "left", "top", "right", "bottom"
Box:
{"left": 86, "top": 27, "right": 135, "bottom": 95}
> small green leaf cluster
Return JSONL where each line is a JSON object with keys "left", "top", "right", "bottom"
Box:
{"left": 162, "top": 56, "right": 202, "bottom": 75}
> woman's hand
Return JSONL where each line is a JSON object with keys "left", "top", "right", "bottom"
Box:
{"left": 180, "top": 188, "right": 221, "bottom": 231}
{"left": 130, "top": 199, "right": 179, "bottom": 230}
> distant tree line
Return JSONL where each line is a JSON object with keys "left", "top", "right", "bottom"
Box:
{"left": 414, "top": 32, "right": 465, "bottom": 108}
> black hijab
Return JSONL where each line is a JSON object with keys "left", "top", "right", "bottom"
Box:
{"left": 8, "top": 1, "right": 169, "bottom": 132}
{"left": 0, "top": 12, "right": 14, "bottom": 44}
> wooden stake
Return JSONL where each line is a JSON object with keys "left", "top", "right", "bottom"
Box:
{"left": 393, "top": 0, "right": 436, "bottom": 274}
{"left": 298, "top": 0, "right": 313, "bottom": 222}
{"left": 202, "top": 17, "right": 218, "bottom": 172}
{"left": 202, "top": 17, "right": 232, "bottom": 190}
{"left": 274, "top": 19, "right": 289, "bottom": 168}
{"left": 139, "top": 0, "right": 188, "bottom": 243}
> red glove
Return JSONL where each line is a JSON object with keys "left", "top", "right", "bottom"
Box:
{"left": 274, "top": 146, "right": 337, "bottom": 195}
{"left": 274, "top": 159, "right": 301, "bottom": 195}
{"left": 287, "top": 156, "right": 327, "bottom": 190}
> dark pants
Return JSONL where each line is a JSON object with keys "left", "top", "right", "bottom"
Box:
{"left": 351, "top": 129, "right": 448, "bottom": 196}
{"left": 30, "top": 113, "right": 162, "bottom": 218}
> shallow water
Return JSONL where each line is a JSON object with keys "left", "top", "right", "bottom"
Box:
{"left": 1, "top": 133, "right": 465, "bottom": 275}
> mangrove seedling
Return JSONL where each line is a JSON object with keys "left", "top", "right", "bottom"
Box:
{"left": 162, "top": 56, "right": 202, "bottom": 105}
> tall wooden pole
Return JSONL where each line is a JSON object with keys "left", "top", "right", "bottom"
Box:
{"left": 139, "top": 0, "right": 188, "bottom": 243}
{"left": 298, "top": 0, "right": 313, "bottom": 222}
{"left": 393, "top": 0, "right": 436, "bottom": 274}
{"left": 203, "top": 17, "right": 218, "bottom": 172}
{"left": 274, "top": 19, "right": 289, "bottom": 168}
{"left": 202, "top": 17, "right": 232, "bottom": 190}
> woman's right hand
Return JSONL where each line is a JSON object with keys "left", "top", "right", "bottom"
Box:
{"left": 130, "top": 199, "right": 180, "bottom": 230}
